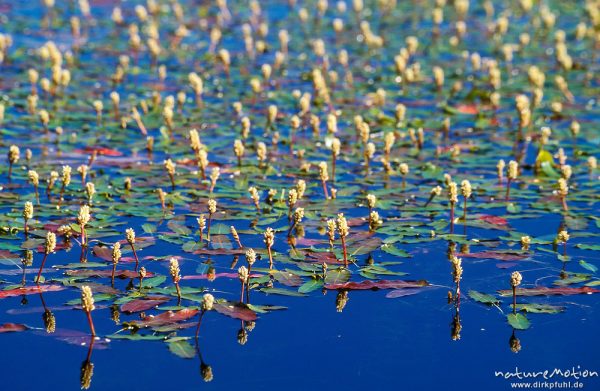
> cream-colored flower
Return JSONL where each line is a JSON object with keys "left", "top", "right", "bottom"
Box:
{"left": 81, "top": 285, "right": 95, "bottom": 312}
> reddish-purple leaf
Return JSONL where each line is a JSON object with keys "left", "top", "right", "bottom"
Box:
{"left": 194, "top": 248, "right": 247, "bottom": 255}
{"left": 325, "top": 280, "right": 429, "bottom": 290}
{"left": 458, "top": 251, "right": 529, "bottom": 261}
{"left": 92, "top": 245, "right": 113, "bottom": 261}
{"left": 121, "top": 296, "right": 170, "bottom": 313}
{"left": 127, "top": 309, "right": 199, "bottom": 328}
{"left": 0, "top": 285, "right": 64, "bottom": 299}
{"left": 498, "top": 286, "right": 600, "bottom": 297}
{"left": 479, "top": 215, "right": 508, "bottom": 226}
{"left": 303, "top": 251, "right": 342, "bottom": 264}
{"left": 213, "top": 302, "right": 257, "bottom": 321}
{"left": 182, "top": 272, "right": 263, "bottom": 280}
{"left": 273, "top": 271, "right": 302, "bottom": 287}
{"left": 0, "top": 323, "right": 28, "bottom": 333}
{"left": 67, "top": 269, "right": 154, "bottom": 278}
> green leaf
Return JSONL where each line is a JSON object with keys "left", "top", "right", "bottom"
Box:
{"left": 540, "top": 161, "right": 560, "bottom": 178}
{"left": 579, "top": 260, "right": 598, "bottom": 273}
{"left": 513, "top": 304, "right": 565, "bottom": 314}
{"left": 468, "top": 290, "right": 500, "bottom": 305}
{"left": 535, "top": 149, "right": 555, "bottom": 165}
{"left": 142, "top": 223, "right": 157, "bottom": 234}
{"left": 168, "top": 340, "right": 196, "bottom": 359}
{"left": 380, "top": 244, "right": 411, "bottom": 257}
{"left": 260, "top": 287, "right": 307, "bottom": 297}
{"left": 507, "top": 313, "right": 530, "bottom": 330}
{"left": 324, "top": 268, "right": 351, "bottom": 284}
{"left": 298, "top": 278, "right": 324, "bottom": 293}
{"left": 143, "top": 275, "right": 167, "bottom": 288}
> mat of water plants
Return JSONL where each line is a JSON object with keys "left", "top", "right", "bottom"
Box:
{"left": 1, "top": 0, "right": 600, "bottom": 390}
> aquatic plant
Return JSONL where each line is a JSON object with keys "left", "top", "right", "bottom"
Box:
{"left": 80, "top": 285, "right": 96, "bottom": 336}
{"left": 22, "top": 202, "right": 33, "bottom": 239}
{"left": 111, "top": 242, "right": 121, "bottom": 284}
{"left": 169, "top": 258, "right": 182, "bottom": 302}
{"left": 510, "top": 272, "right": 522, "bottom": 314}
{"left": 35, "top": 231, "right": 56, "bottom": 283}
{"left": 264, "top": 228, "right": 275, "bottom": 269}
{"left": 125, "top": 228, "right": 140, "bottom": 271}
{"left": 336, "top": 213, "right": 349, "bottom": 267}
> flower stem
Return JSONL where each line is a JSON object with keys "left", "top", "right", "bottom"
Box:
{"left": 340, "top": 236, "right": 348, "bottom": 267}
{"left": 130, "top": 243, "right": 139, "bottom": 271}
{"left": 86, "top": 310, "right": 96, "bottom": 336}
{"left": 36, "top": 253, "right": 49, "bottom": 284}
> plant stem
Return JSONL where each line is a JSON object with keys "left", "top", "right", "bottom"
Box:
{"left": 81, "top": 225, "right": 86, "bottom": 246}
{"left": 111, "top": 263, "right": 116, "bottom": 287}
{"left": 321, "top": 180, "right": 329, "bottom": 199}
{"left": 450, "top": 202, "right": 455, "bottom": 234}
{"left": 332, "top": 155, "right": 336, "bottom": 183}
{"left": 561, "top": 196, "right": 568, "bottom": 212}
{"left": 86, "top": 310, "right": 96, "bottom": 336}
{"left": 36, "top": 253, "right": 49, "bottom": 283}
{"left": 130, "top": 243, "right": 139, "bottom": 271}
{"left": 207, "top": 214, "right": 213, "bottom": 242}
{"left": 512, "top": 286, "right": 517, "bottom": 314}
{"left": 267, "top": 247, "right": 273, "bottom": 269}
{"left": 341, "top": 236, "right": 348, "bottom": 267}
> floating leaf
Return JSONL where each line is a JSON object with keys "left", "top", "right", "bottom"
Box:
{"left": 298, "top": 278, "right": 324, "bottom": 293}
{"left": 260, "top": 287, "right": 307, "bottom": 297}
{"left": 498, "top": 286, "right": 600, "bottom": 296}
{"left": 325, "top": 280, "right": 428, "bottom": 290}
{"left": 125, "top": 309, "right": 199, "bottom": 329}
{"left": 579, "top": 260, "right": 598, "bottom": 273}
{"left": 0, "top": 285, "right": 64, "bottom": 299}
{"left": 507, "top": 313, "right": 530, "bottom": 330}
{"left": 213, "top": 301, "right": 257, "bottom": 321}
{"left": 0, "top": 323, "right": 28, "bottom": 333}
{"left": 468, "top": 290, "right": 500, "bottom": 305}
{"left": 385, "top": 288, "right": 425, "bottom": 298}
{"left": 168, "top": 340, "right": 196, "bottom": 359}
{"left": 458, "top": 251, "right": 529, "bottom": 261}
{"left": 513, "top": 304, "right": 565, "bottom": 314}
{"left": 121, "top": 296, "right": 171, "bottom": 313}
{"left": 324, "top": 268, "right": 351, "bottom": 285}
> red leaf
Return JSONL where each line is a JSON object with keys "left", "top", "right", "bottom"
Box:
{"left": 325, "top": 280, "right": 428, "bottom": 290}
{"left": 295, "top": 237, "right": 325, "bottom": 246}
{"left": 66, "top": 269, "right": 154, "bottom": 278}
{"left": 92, "top": 246, "right": 113, "bottom": 261}
{"left": 193, "top": 248, "right": 247, "bottom": 255}
{"left": 498, "top": 286, "right": 600, "bottom": 297}
{"left": 458, "top": 251, "right": 529, "bottom": 261}
{"left": 182, "top": 272, "right": 263, "bottom": 280}
{"left": 75, "top": 146, "right": 123, "bottom": 157}
{"left": 213, "top": 302, "right": 257, "bottom": 321}
{"left": 121, "top": 296, "right": 170, "bottom": 313}
{"left": 303, "top": 250, "right": 342, "bottom": 264}
{"left": 0, "top": 323, "right": 28, "bottom": 333}
{"left": 0, "top": 285, "right": 64, "bottom": 299}
{"left": 455, "top": 104, "right": 479, "bottom": 115}
{"left": 128, "top": 309, "right": 199, "bottom": 328}
{"left": 479, "top": 215, "right": 508, "bottom": 226}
